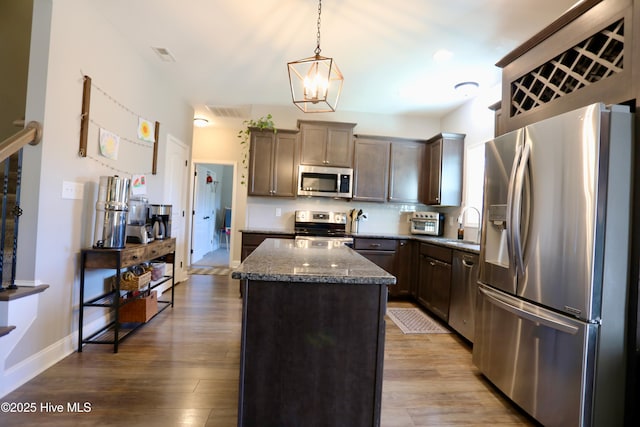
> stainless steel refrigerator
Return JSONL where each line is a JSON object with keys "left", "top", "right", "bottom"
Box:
{"left": 473, "top": 103, "right": 632, "bottom": 427}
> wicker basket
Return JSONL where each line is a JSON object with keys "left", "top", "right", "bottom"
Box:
{"left": 120, "top": 271, "right": 151, "bottom": 291}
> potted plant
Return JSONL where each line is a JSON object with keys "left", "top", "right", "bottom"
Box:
{"left": 237, "top": 114, "right": 276, "bottom": 185}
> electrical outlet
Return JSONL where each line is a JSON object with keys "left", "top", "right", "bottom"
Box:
{"left": 62, "top": 181, "right": 84, "bottom": 200}
{"left": 275, "top": 208, "right": 282, "bottom": 217}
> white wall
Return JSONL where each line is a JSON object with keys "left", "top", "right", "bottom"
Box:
{"left": 1, "top": 0, "right": 193, "bottom": 397}
{"left": 441, "top": 84, "right": 500, "bottom": 146}
{"left": 438, "top": 84, "right": 501, "bottom": 238}
{"left": 192, "top": 124, "right": 245, "bottom": 264}
{"left": 0, "top": 0, "right": 32, "bottom": 140}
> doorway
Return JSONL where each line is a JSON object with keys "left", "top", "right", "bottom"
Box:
{"left": 166, "top": 134, "right": 190, "bottom": 284}
{"left": 191, "top": 162, "right": 234, "bottom": 267}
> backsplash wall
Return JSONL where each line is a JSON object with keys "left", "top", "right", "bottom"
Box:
{"left": 245, "top": 197, "right": 477, "bottom": 240}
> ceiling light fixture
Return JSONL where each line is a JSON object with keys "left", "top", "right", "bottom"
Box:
{"left": 287, "top": 0, "right": 343, "bottom": 113}
{"left": 433, "top": 49, "right": 453, "bottom": 63}
{"left": 454, "top": 81, "right": 480, "bottom": 97}
{"left": 193, "top": 117, "right": 209, "bottom": 127}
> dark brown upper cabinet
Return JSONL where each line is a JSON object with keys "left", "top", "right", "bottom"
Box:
{"left": 353, "top": 135, "right": 426, "bottom": 204}
{"left": 423, "top": 133, "right": 465, "bottom": 206}
{"left": 352, "top": 136, "right": 390, "bottom": 202}
{"left": 389, "top": 140, "right": 425, "bottom": 203}
{"left": 248, "top": 129, "right": 298, "bottom": 197}
{"left": 298, "top": 120, "right": 356, "bottom": 168}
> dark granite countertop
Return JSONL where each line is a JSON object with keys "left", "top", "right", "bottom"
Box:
{"left": 240, "top": 229, "right": 295, "bottom": 235}
{"left": 397, "top": 235, "right": 479, "bottom": 254}
{"left": 240, "top": 229, "right": 480, "bottom": 254}
{"left": 231, "top": 238, "right": 396, "bottom": 285}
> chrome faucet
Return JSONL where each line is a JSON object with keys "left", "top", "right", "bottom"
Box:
{"left": 457, "top": 206, "right": 482, "bottom": 244}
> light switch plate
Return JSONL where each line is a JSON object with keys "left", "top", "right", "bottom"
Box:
{"left": 62, "top": 181, "right": 84, "bottom": 200}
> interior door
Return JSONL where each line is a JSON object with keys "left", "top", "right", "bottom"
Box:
{"left": 191, "top": 165, "right": 215, "bottom": 263}
{"left": 165, "top": 134, "right": 189, "bottom": 283}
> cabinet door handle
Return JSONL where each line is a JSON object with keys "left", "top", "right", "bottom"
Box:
{"left": 370, "top": 243, "right": 381, "bottom": 248}
{"left": 462, "top": 260, "right": 475, "bottom": 268}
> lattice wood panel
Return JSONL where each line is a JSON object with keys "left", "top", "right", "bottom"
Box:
{"left": 511, "top": 19, "right": 624, "bottom": 117}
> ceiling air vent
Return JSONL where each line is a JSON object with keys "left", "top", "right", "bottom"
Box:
{"left": 152, "top": 47, "right": 176, "bottom": 62}
{"left": 205, "top": 105, "right": 250, "bottom": 119}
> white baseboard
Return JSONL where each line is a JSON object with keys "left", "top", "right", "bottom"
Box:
{"left": 0, "top": 315, "right": 109, "bottom": 399}
{"left": 0, "top": 333, "right": 75, "bottom": 399}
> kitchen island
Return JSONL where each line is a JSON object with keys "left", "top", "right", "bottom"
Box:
{"left": 231, "top": 238, "right": 395, "bottom": 427}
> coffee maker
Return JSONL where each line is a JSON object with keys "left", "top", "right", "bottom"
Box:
{"left": 126, "top": 196, "right": 152, "bottom": 244}
{"left": 148, "top": 204, "right": 172, "bottom": 240}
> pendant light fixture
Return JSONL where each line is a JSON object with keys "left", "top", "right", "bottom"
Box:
{"left": 287, "top": 0, "right": 343, "bottom": 113}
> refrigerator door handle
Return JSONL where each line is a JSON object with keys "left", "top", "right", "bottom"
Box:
{"left": 512, "top": 138, "right": 530, "bottom": 277}
{"left": 506, "top": 142, "right": 522, "bottom": 270}
{"left": 479, "top": 286, "right": 580, "bottom": 335}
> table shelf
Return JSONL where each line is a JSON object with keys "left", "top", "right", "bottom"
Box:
{"left": 78, "top": 238, "right": 176, "bottom": 353}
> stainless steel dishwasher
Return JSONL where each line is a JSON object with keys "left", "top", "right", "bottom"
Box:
{"left": 448, "top": 251, "right": 479, "bottom": 342}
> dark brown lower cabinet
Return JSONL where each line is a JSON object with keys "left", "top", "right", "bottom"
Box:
{"left": 394, "top": 239, "right": 413, "bottom": 298}
{"left": 354, "top": 237, "right": 407, "bottom": 298}
{"left": 353, "top": 238, "right": 413, "bottom": 298}
{"left": 238, "top": 280, "right": 387, "bottom": 427}
{"left": 240, "top": 232, "right": 294, "bottom": 261}
{"left": 417, "top": 243, "right": 452, "bottom": 322}
{"left": 358, "top": 249, "right": 395, "bottom": 271}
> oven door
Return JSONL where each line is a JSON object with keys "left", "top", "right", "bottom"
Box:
{"left": 294, "top": 236, "right": 354, "bottom": 249}
{"left": 410, "top": 219, "right": 441, "bottom": 236}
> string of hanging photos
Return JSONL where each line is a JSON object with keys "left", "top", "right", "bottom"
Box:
{"left": 78, "top": 74, "right": 160, "bottom": 176}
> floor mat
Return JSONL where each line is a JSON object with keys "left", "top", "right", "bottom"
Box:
{"left": 188, "top": 267, "right": 231, "bottom": 276}
{"left": 386, "top": 307, "right": 451, "bottom": 334}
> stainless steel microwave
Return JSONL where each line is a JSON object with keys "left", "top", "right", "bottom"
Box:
{"left": 297, "top": 165, "right": 353, "bottom": 198}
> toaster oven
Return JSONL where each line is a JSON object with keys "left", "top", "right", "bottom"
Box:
{"left": 410, "top": 212, "right": 444, "bottom": 236}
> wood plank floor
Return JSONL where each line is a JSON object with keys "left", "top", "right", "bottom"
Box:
{"left": 0, "top": 274, "right": 538, "bottom": 426}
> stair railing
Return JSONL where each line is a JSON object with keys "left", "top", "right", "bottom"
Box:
{"left": 0, "top": 120, "right": 42, "bottom": 163}
{"left": 0, "top": 120, "right": 41, "bottom": 291}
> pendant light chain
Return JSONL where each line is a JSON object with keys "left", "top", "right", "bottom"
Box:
{"left": 314, "top": 0, "right": 322, "bottom": 56}
{"left": 287, "top": 0, "right": 343, "bottom": 112}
